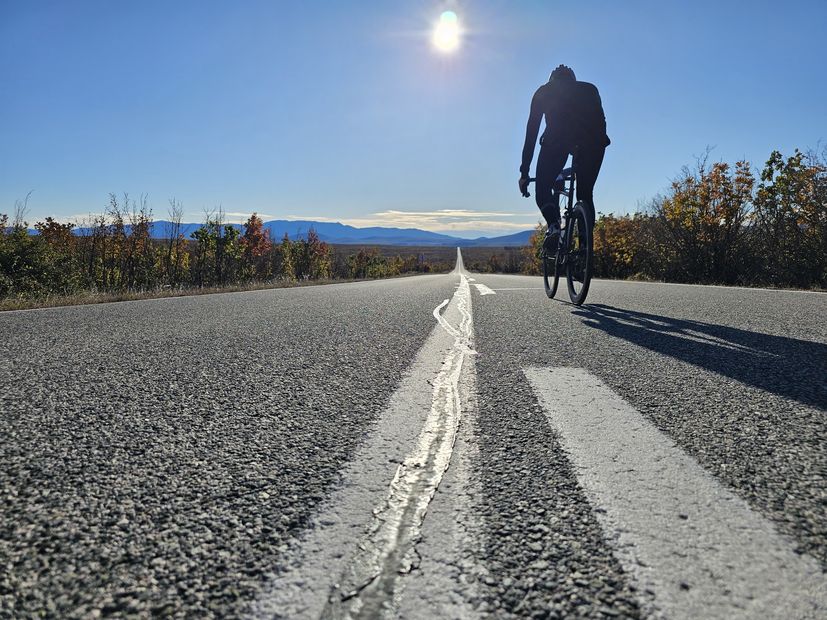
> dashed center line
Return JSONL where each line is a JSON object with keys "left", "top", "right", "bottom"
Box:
{"left": 472, "top": 283, "right": 496, "bottom": 295}
{"left": 524, "top": 366, "right": 827, "bottom": 620}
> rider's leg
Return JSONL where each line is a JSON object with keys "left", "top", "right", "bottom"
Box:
{"left": 535, "top": 144, "right": 568, "bottom": 227}
{"left": 572, "top": 145, "right": 606, "bottom": 225}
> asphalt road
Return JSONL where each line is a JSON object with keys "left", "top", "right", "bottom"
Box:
{"left": 2, "top": 255, "right": 825, "bottom": 618}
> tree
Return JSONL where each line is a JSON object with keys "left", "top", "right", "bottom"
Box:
{"left": 277, "top": 233, "right": 296, "bottom": 281}
{"left": 124, "top": 194, "right": 156, "bottom": 290}
{"left": 0, "top": 207, "right": 44, "bottom": 296}
{"left": 163, "top": 199, "right": 188, "bottom": 286}
{"left": 33, "top": 218, "right": 80, "bottom": 293}
{"left": 655, "top": 156, "right": 754, "bottom": 283}
{"left": 294, "top": 228, "right": 331, "bottom": 280}
{"left": 191, "top": 213, "right": 219, "bottom": 287}
{"left": 347, "top": 247, "right": 388, "bottom": 279}
{"left": 0, "top": 193, "right": 61, "bottom": 297}
{"left": 190, "top": 208, "right": 242, "bottom": 287}
{"left": 592, "top": 213, "right": 663, "bottom": 280}
{"left": 521, "top": 222, "right": 545, "bottom": 275}
{"left": 752, "top": 149, "right": 827, "bottom": 287}
{"left": 240, "top": 213, "right": 272, "bottom": 280}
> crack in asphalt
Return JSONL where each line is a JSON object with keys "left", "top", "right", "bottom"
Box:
{"left": 323, "top": 273, "right": 474, "bottom": 618}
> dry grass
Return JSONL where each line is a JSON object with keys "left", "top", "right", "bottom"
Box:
{"left": 4, "top": 265, "right": 820, "bottom": 312}
{"left": 0, "top": 243, "right": 460, "bottom": 312}
{"left": 0, "top": 274, "right": 430, "bottom": 312}
{"left": 329, "top": 244, "right": 457, "bottom": 262}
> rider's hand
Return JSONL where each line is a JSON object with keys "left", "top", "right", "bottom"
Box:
{"left": 519, "top": 176, "right": 530, "bottom": 198}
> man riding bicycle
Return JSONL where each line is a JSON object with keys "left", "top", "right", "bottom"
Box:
{"left": 518, "top": 65, "right": 610, "bottom": 244}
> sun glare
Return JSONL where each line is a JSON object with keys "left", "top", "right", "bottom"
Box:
{"left": 433, "top": 10, "right": 460, "bottom": 53}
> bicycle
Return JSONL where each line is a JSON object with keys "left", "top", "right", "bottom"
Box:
{"left": 527, "top": 168, "right": 593, "bottom": 305}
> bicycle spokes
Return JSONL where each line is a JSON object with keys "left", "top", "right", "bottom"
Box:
{"left": 568, "top": 226, "right": 585, "bottom": 281}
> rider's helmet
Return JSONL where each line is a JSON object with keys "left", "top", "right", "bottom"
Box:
{"left": 549, "top": 64, "right": 576, "bottom": 82}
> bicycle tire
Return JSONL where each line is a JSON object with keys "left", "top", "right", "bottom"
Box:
{"left": 542, "top": 249, "right": 559, "bottom": 298}
{"left": 566, "top": 202, "right": 593, "bottom": 305}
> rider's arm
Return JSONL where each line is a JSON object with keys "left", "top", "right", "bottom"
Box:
{"left": 592, "top": 85, "right": 610, "bottom": 146}
{"left": 520, "top": 88, "right": 543, "bottom": 178}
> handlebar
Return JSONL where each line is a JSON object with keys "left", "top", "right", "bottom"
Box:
{"left": 520, "top": 177, "right": 535, "bottom": 198}
{"left": 521, "top": 168, "right": 575, "bottom": 198}
{"left": 524, "top": 168, "right": 576, "bottom": 184}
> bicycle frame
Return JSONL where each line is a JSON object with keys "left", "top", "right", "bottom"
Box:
{"left": 554, "top": 168, "right": 576, "bottom": 257}
{"left": 529, "top": 167, "right": 593, "bottom": 304}
{"left": 528, "top": 166, "right": 576, "bottom": 249}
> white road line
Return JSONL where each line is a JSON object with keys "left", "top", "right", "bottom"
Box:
{"left": 524, "top": 366, "right": 827, "bottom": 620}
{"left": 325, "top": 274, "right": 474, "bottom": 617}
{"left": 603, "top": 278, "right": 827, "bottom": 295}
{"left": 433, "top": 298, "right": 459, "bottom": 338}
{"left": 251, "top": 268, "right": 477, "bottom": 619}
{"left": 452, "top": 247, "right": 465, "bottom": 275}
{"left": 491, "top": 287, "right": 543, "bottom": 291}
{"left": 398, "top": 280, "right": 484, "bottom": 619}
{"left": 472, "top": 283, "right": 496, "bottom": 296}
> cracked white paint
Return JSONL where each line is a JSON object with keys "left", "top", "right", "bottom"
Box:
{"left": 398, "top": 336, "right": 485, "bottom": 619}
{"left": 251, "top": 251, "right": 479, "bottom": 619}
{"left": 326, "top": 273, "right": 475, "bottom": 617}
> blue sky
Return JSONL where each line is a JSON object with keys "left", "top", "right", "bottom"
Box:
{"left": 1, "top": 0, "right": 825, "bottom": 236}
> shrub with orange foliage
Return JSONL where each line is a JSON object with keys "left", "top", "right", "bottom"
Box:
{"left": 241, "top": 213, "right": 273, "bottom": 279}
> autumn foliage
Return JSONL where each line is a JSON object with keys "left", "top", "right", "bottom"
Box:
{"left": 2, "top": 148, "right": 825, "bottom": 302}
{"left": 0, "top": 204, "right": 446, "bottom": 301}
{"left": 521, "top": 148, "right": 827, "bottom": 288}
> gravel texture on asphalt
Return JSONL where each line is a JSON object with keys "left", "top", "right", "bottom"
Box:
{"left": 0, "top": 276, "right": 454, "bottom": 618}
{"left": 470, "top": 274, "right": 827, "bottom": 596}
{"left": 3, "top": 270, "right": 825, "bottom": 619}
{"left": 470, "top": 283, "right": 643, "bottom": 618}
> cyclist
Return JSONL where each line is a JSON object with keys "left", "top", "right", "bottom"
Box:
{"left": 518, "top": 65, "right": 610, "bottom": 246}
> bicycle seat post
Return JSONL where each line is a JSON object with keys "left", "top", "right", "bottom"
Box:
{"left": 568, "top": 170, "right": 575, "bottom": 204}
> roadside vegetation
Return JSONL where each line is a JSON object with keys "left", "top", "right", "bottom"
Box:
{"left": 520, "top": 148, "right": 826, "bottom": 289}
{"left": 2, "top": 148, "right": 824, "bottom": 309}
{"left": 0, "top": 201, "right": 451, "bottom": 310}
{"left": 461, "top": 149, "right": 827, "bottom": 289}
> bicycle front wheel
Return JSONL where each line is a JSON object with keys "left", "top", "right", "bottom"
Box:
{"left": 542, "top": 249, "right": 559, "bottom": 299}
{"left": 566, "top": 202, "right": 593, "bottom": 305}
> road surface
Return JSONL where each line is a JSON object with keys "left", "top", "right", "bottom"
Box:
{"left": 2, "top": 249, "right": 826, "bottom": 618}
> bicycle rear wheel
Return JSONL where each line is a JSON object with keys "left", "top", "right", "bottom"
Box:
{"left": 566, "top": 202, "right": 593, "bottom": 305}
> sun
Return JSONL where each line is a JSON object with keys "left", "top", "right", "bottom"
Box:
{"left": 432, "top": 11, "right": 461, "bottom": 53}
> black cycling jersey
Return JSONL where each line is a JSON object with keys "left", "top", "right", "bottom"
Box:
{"left": 520, "top": 79, "right": 610, "bottom": 178}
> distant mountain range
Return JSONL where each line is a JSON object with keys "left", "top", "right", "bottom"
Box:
{"left": 57, "top": 218, "right": 534, "bottom": 247}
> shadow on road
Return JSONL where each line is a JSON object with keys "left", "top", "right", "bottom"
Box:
{"left": 573, "top": 304, "right": 827, "bottom": 410}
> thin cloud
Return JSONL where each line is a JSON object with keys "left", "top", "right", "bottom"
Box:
{"left": 378, "top": 209, "right": 518, "bottom": 218}
{"left": 180, "top": 211, "right": 275, "bottom": 224}
{"left": 285, "top": 209, "right": 536, "bottom": 232}
{"left": 221, "top": 212, "right": 275, "bottom": 223}
{"left": 60, "top": 214, "right": 98, "bottom": 225}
